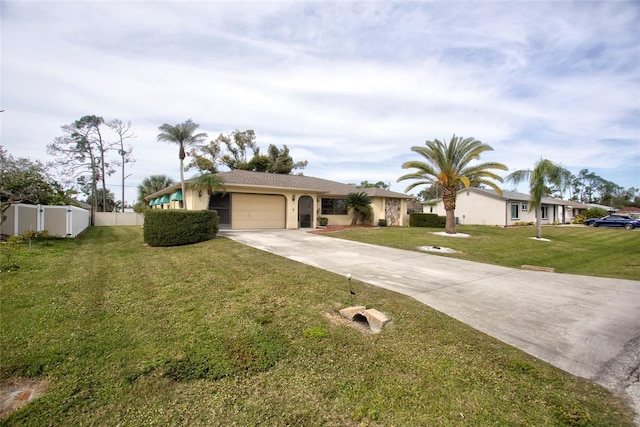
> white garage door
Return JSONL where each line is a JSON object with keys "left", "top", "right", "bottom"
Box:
{"left": 232, "top": 194, "right": 286, "bottom": 229}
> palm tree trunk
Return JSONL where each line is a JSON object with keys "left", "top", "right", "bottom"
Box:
{"left": 445, "top": 209, "right": 456, "bottom": 234}
{"left": 179, "top": 158, "right": 186, "bottom": 209}
{"left": 536, "top": 205, "right": 543, "bottom": 239}
{"left": 442, "top": 186, "right": 457, "bottom": 234}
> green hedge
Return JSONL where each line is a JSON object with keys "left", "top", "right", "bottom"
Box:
{"left": 143, "top": 210, "right": 219, "bottom": 247}
{"left": 409, "top": 213, "right": 446, "bottom": 228}
{"left": 583, "top": 207, "right": 608, "bottom": 219}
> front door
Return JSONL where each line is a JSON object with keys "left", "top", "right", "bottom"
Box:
{"left": 298, "top": 196, "right": 313, "bottom": 228}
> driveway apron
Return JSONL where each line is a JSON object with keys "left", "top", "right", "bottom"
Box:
{"left": 222, "top": 229, "right": 640, "bottom": 419}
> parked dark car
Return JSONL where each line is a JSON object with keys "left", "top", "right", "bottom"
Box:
{"left": 583, "top": 215, "right": 640, "bottom": 230}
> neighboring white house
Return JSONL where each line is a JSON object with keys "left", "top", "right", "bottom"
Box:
{"left": 425, "top": 188, "right": 592, "bottom": 226}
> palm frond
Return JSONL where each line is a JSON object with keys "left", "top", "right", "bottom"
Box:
{"left": 399, "top": 134, "right": 508, "bottom": 204}
{"left": 505, "top": 169, "right": 532, "bottom": 185}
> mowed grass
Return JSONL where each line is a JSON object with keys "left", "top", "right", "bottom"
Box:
{"left": 325, "top": 225, "right": 640, "bottom": 280}
{"left": 0, "top": 226, "right": 635, "bottom": 426}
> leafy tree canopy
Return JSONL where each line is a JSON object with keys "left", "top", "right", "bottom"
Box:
{"left": 187, "top": 129, "right": 308, "bottom": 175}
{"left": 583, "top": 207, "right": 608, "bottom": 219}
{"left": 516, "top": 167, "right": 638, "bottom": 209}
{"left": 566, "top": 169, "right": 636, "bottom": 208}
{"left": 0, "top": 146, "right": 75, "bottom": 206}
{"left": 186, "top": 139, "right": 222, "bottom": 174}
{"left": 359, "top": 180, "right": 390, "bottom": 190}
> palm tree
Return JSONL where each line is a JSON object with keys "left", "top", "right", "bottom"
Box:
{"left": 189, "top": 173, "right": 226, "bottom": 199}
{"left": 398, "top": 135, "right": 508, "bottom": 234}
{"left": 137, "top": 175, "right": 176, "bottom": 206}
{"left": 157, "top": 119, "right": 208, "bottom": 209}
{"left": 506, "top": 158, "right": 571, "bottom": 239}
{"left": 344, "top": 192, "right": 372, "bottom": 225}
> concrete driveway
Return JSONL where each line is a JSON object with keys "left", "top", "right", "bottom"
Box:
{"left": 222, "top": 229, "right": 640, "bottom": 420}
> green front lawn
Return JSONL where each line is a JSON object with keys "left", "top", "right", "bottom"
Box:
{"left": 324, "top": 225, "right": 640, "bottom": 280}
{"left": 0, "top": 226, "right": 635, "bottom": 425}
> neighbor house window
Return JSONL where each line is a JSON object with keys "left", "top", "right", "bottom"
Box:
{"left": 511, "top": 203, "right": 519, "bottom": 220}
{"left": 541, "top": 206, "right": 549, "bottom": 220}
{"left": 521, "top": 203, "right": 528, "bottom": 212}
{"left": 321, "top": 198, "right": 347, "bottom": 215}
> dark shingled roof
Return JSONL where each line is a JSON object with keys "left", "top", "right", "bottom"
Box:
{"left": 146, "top": 170, "right": 411, "bottom": 200}
{"left": 216, "top": 170, "right": 410, "bottom": 198}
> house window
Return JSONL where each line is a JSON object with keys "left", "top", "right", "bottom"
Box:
{"left": 321, "top": 198, "right": 347, "bottom": 215}
{"left": 511, "top": 203, "right": 519, "bottom": 220}
{"left": 541, "top": 206, "right": 549, "bottom": 220}
{"left": 521, "top": 203, "right": 528, "bottom": 212}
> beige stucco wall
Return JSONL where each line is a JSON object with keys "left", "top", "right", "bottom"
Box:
{"left": 323, "top": 213, "right": 353, "bottom": 226}
{"left": 323, "top": 197, "right": 408, "bottom": 227}
{"left": 189, "top": 190, "right": 209, "bottom": 210}
{"left": 154, "top": 186, "right": 409, "bottom": 229}
{"left": 371, "top": 198, "right": 384, "bottom": 224}
{"left": 182, "top": 185, "right": 323, "bottom": 229}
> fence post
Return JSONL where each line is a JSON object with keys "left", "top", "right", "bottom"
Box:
{"left": 66, "top": 206, "right": 72, "bottom": 237}
{"left": 13, "top": 204, "right": 19, "bottom": 236}
{"left": 38, "top": 204, "right": 44, "bottom": 233}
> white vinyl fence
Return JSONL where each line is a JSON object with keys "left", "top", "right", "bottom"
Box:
{"left": 0, "top": 203, "right": 90, "bottom": 238}
{"left": 94, "top": 212, "right": 144, "bottom": 226}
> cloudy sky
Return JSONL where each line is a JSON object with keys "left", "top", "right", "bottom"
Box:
{"left": 2, "top": 0, "right": 639, "bottom": 205}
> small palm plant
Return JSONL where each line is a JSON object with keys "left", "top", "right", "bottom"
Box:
{"left": 506, "top": 158, "right": 570, "bottom": 239}
{"left": 344, "top": 192, "right": 372, "bottom": 225}
{"left": 189, "top": 173, "right": 226, "bottom": 199}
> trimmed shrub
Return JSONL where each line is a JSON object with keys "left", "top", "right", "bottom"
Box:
{"left": 583, "top": 207, "right": 608, "bottom": 219}
{"left": 573, "top": 214, "right": 586, "bottom": 224}
{"left": 143, "top": 209, "right": 219, "bottom": 247}
{"left": 409, "top": 213, "right": 446, "bottom": 228}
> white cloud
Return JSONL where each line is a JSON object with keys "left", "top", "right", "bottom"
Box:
{"left": 2, "top": 0, "right": 638, "bottom": 205}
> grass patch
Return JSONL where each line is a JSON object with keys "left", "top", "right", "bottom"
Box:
{"left": 0, "top": 226, "right": 635, "bottom": 425}
{"left": 324, "top": 225, "right": 640, "bottom": 280}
